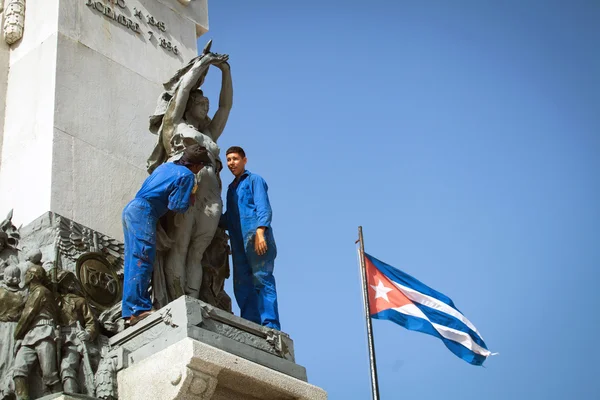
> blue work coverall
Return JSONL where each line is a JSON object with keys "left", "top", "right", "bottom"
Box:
{"left": 222, "top": 170, "right": 280, "bottom": 330}
{"left": 121, "top": 162, "right": 196, "bottom": 318}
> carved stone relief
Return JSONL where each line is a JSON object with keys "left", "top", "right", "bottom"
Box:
{"left": 3, "top": 0, "right": 25, "bottom": 46}
{"left": 0, "top": 212, "right": 124, "bottom": 399}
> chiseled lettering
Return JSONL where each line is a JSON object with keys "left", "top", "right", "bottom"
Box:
{"left": 102, "top": 6, "right": 114, "bottom": 19}
{"left": 115, "top": 0, "right": 126, "bottom": 9}
{"left": 117, "top": 14, "right": 129, "bottom": 27}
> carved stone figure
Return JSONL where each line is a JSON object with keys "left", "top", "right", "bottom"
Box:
{"left": 94, "top": 346, "right": 117, "bottom": 400}
{"left": 55, "top": 270, "right": 98, "bottom": 395}
{"left": 0, "top": 264, "right": 27, "bottom": 398}
{"left": 23, "top": 249, "right": 42, "bottom": 270}
{"left": 3, "top": 0, "right": 25, "bottom": 45}
{"left": 13, "top": 265, "right": 61, "bottom": 399}
{"left": 148, "top": 41, "right": 233, "bottom": 307}
{"left": 0, "top": 210, "right": 21, "bottom": 259}
{"left": 199, "top": 228, "right": 232, "bottom": 312}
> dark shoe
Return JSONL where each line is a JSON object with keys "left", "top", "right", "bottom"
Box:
{"left": 129, "top": 310, "right": 154, "bottom": 326}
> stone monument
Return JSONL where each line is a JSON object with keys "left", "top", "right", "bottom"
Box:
{"left": 0, "top": 1, "right": 327, "bottom": 399}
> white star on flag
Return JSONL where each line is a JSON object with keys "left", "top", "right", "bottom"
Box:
{"left": 370, "top": 279, "right": 393, "bottom": 302}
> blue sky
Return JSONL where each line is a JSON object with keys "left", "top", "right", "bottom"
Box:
{"left": 199, "top": 1, "right": 600, "bottom": 399}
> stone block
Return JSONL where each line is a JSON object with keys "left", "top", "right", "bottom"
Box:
{"left": 0, "top": 32, "right": 58, "bottom": 223}
{"left": 51, "top": 129, "right": 149, "bottom": 240}
{"left": 0, "top": 0, "right": 207, "bottom": 238}
{"left": 7, "top": 0, "right": 59, "bottom": 66}
{"left": 118, "top": 338, "right": 327, "bottom": 400}
{"left": 109, "top": 296, "right": 305, "bottom": 381}
{"left": 58, "top": 0, "right": 200, "bottom": 85}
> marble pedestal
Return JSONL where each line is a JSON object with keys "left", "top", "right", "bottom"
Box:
{"left": 109, "top": 296, "right": 327, "bottom": 400}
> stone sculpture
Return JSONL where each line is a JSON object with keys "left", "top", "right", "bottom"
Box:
{"left": 0, "top": 210, "right": 20, "bottom": 260}
{"left": 199, "top": 228, "right": 232, "bottom": 312}
{"left": 55, "top": 270, "right": 98, "bottom": 395}
{"left": 0, "top": 264, "right": 27, "bottom": 399}
{"left": 148, "top": 41, "right": 233, "bottom": 308}
{"left": 3, "top": 0, "right": 25, "bottom": 45}
{"left": 13, "top": 265, "right": 61, "bottom": 400}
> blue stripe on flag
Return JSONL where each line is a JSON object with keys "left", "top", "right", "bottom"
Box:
{"left": 414, "top": 303, "right": 488, "bottom": 350}
{"left": 372, "top": 309, "right": 487, "bottom": 366}
{"left": 365, "top": 253, "right": 460, "bottom": 312}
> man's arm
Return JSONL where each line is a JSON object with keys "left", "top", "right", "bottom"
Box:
{"left": 208, "top": 62, "right": 233, "bottom": 142}
{"left": 252, "top": 176, "right": 273, "bottom": 256}
{"left": 14, "top": 289, "right": 42, "bottom": 340}
{"left": 168, "top": 174, "right": 196, "bottom": 213}
{"left": 80, "top": 298, "right": 98, "bottom": 341}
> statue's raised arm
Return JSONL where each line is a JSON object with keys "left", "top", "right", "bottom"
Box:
{"left": 207, "top": 60, "right": 233, "bottom": 142}
{"left": 147, "top": 41, "right": 232, "bottom": 173}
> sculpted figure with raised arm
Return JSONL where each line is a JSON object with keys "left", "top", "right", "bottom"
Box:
{"left": 147, "top": 41, "right": 233, "bottom": 307}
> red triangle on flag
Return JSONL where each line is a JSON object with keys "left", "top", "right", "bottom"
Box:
{"left": 365, "top": 256, "right": 412, "bottom": 315}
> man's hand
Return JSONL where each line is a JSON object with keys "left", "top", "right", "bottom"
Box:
{"left": 254, "top": 227, "right": 267, "bottom": 256}
{"left": 14, "top": 340, "right": 22, "bottom": 356}
{"left": 77, "top": 330, "right": 91, "bottom": 342}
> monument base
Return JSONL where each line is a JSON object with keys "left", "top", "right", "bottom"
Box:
{"left": 118, "top": 337, "right": 326, "bottom": 400}
{"left": 107, "top": 296, "right": 327, "bottom": 399}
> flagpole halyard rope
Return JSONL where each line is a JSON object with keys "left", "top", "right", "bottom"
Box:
{"left": 357, "top": 226, "right": 381, "bottom": 400}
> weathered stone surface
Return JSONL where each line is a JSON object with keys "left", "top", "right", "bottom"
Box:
{"left": 109, "top": 296, "right": 304, "bottom": 381}
{"left": 118, "top": 338, "right": 327, "bottom": 400}
{"left": 0, "top": 0, "right": 207, "bottom": 240}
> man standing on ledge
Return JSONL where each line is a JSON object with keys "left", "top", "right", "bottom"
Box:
{"left": 122, "top": 144, "right": 210, "bottom": 326}
{"left": 221, "top": 146, "right": 280, "bottom": 330}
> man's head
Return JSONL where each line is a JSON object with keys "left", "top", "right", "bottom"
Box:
{"left": 25, "top": 249, "right": 42, "bottom": 265}
{"left": 3, "top": 265, "right": 21, "bottom": 287}
{"left": 55, "top": 269, "right": 81, "bottom": 295}
{"left": 226, "top": 146, "right": 247, "bottom": 178}
{"left": 179, "top": 144, "right": 212, "bottom": 174}
{"left": 24, "top": 265, "right": 48, "bottom": 287}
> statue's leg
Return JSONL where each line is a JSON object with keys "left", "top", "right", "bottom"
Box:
{"left": 185, "top": 202, "right": 221, "bottom": 298}
{"left": 185, "top": 167, "right": 222, "bottom": 298}
{"left": 60, "top": 344, "right": 80, "bottom": 393}
{"left": 34, "top": 340, "right": 60, "bottom": 390}
{"left": 164, "top": 210, "right": 194, "bottom": 300}
{"left": 12, "top": 346, "right": 36, "bottom": 400}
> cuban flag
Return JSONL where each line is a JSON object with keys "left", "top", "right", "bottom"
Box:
{"left": 365, "top": 253, "right": 492, "bottom": 365}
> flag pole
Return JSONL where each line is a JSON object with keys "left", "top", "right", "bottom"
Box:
{"left": 357, "top": 226, "right": 381, "bottom": 400}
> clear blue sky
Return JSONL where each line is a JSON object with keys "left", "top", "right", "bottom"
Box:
{"left": 199, "top": 1, "right": 600, "bottom": 399}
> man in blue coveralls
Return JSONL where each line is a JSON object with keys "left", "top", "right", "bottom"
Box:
{"left": 221, "top": 146, "right": 280, "bottom": 330}
{"left": 122, "top": 144, "right": 210, "bottom": 326}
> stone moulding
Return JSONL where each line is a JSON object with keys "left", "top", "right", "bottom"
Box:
{"left": 3, "top": 0, "right": 25, "bottom": 45}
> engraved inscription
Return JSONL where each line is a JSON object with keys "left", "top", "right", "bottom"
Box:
{"left": 85, "top": 0, "right": 179, "bottom": 56}
{"left": 86, "top": 0, "right": 140, "bottom": 33}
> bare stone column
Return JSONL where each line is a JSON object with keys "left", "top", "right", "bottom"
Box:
{"left": 0, "top": 0, "right": 208, "bottom": 240}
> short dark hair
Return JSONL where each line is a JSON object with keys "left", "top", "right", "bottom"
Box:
{"left": 226, "top": 146, "right": 246, "bottom": 158}
{"left": 177, "top": 144, "right": 212, "bottom": 166}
